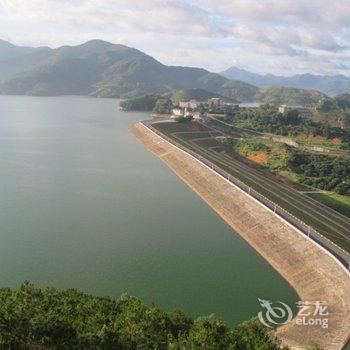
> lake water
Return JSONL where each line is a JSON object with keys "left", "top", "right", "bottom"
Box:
{"left": 0, "top": 95, "right": 298, "bottom": 325}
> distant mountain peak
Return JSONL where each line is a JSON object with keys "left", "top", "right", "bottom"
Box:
{"left": 0, "top": 39, "right": 345, "bottom": 104}
{"left": 0, "top": 39, "right": 15, "bottom": 47}
{"left": 220, "top": 66, "right": 350, "bottom": 96}
{"left": 0, "top": 39, "right": 34, "bottom": 61}
{"left": 78, "top": 39, "right": 117, "bottom": 49}
{"left": 0, "top": 39, "right": 257, "bottom": 101}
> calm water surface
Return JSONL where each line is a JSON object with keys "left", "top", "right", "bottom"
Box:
{"left": 0, "top": 96, "right": 298, "bottom": 325}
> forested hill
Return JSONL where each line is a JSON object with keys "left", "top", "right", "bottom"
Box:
{"left": 254, "top": 86, "right": 326, "bottom": 106}
{"left": 0, "top": 39, "right": 257, "bottom": 102}
{"left": 0, "top": 282, "right": 283, "bottom": 349}
{"left": 0, "top": 39, "right": 330, "bottom": 106}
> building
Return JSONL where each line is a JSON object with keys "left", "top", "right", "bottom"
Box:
{"left": 278, "top": 105, "right": 315, "bottom": 118}
{"left": 179, "top": 101, "right": 189, "bottom": 108}
{"left": 179, "top": 100, "right": 201, "bottom": 109}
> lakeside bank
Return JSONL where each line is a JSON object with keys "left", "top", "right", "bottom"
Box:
{"left": 131, "top": 121, "right": 350, "bottom": 350}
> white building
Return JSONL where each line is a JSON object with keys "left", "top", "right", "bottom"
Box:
{"left": 179, "top": 101, "right": 189, "bottom": 108}
{"left": 278, "top": 104, "right": 314, "bottom": 118}
{"left": 179, "top": 100, "right": 201, "bottom": 109}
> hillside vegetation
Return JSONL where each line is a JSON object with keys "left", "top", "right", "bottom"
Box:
{"left": 228, "top": 105, "right": 350, "bottom": 148}
{"left": 0, "top": 282, "right": 284, "bottom": 350}
{"left": 253, "top": 86, "right": 326, "bottom": 106}
{"left": 221, "top": 137, "right": 350, "bottom": 195}
{"left": 0, "top": 39, "right": 333, "bottom": 106}
{"left": 119, "top": 94, "right": 162, "bottom": 111}
{"left": 168, "top": 88, "right": 223, "bottom": 102}
{"left": 0, "top": 40, "right": 257, "bottom": 101}
{"left": 120, "top": 86, "right": 228, "bottom": 113}
{"left": 317, "top": 93, "right": 350, "bottom": 112}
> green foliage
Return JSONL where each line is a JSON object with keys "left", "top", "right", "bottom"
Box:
{"left": 253, "top": 86, "right": 326, "bottom": 106}
{"left": 119, "top": 95, "right": 172, "bottom": 113}
{"left": 152, "top": 98, "right": 173, "bottom": 114}
{"left": 120, "top": 94, "right": 161, "bottom": 111}
{"left": 222, "top": 135, "right": 350, "bottom": 195}
{"left": 223, "top": 138, "right": 270, "bottom": 157}
{"left": 0, "top": 40, "right": 258, "bottom": 101}
{"left": 169, "top": 89, "right": 222, "bottom": 103}
{"left": 230, "top": 105, "right": 350, "bottom": 147}
{"left": 221, "top": 137, "right": 291, "bottom": 171}
{"left": 184, "top": 315, "right": 231, "bottom": 348}
{"left": 0, "top": 39, "right": 334, "bottom": 107}
{"left": 317, "top": 94, "right": 350, "bottom": 112}
{"left": 337, "top": 111, "right": 350, "bottom": 122}
{"left": 0, "top": 283, "right": 284, "bottom": 350}
{"left": 175, "top": 115, "right": 193, "bottom": 123}
{"left": 231, "top": 318, "right": 287, "bottom": 350}
{"left": 289, "top": 152, "right": 350, "bottom": 195}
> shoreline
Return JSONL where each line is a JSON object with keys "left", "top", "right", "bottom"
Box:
{"left": 131, "top": 121, "right": 350, "bottom": 350}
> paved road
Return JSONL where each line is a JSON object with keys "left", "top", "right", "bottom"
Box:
{"left": 200, "top": 117, "right": 350, "bottom": 239}
{"left": 145, "top": 120, "right": 350, "bottom": 270}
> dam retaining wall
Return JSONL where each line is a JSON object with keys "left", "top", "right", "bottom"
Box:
{"left": 131, "top": 122, "right": 350, "bottom": 350}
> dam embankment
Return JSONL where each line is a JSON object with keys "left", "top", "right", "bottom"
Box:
{"left": 131, "top": 122, "right": 350, "bottom": 350}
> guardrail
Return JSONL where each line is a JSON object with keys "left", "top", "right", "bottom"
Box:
{"left": 141, "top": 120, "right": 350, "bottom": 273}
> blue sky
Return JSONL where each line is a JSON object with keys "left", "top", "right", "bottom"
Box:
{"left": 0, "top": 0, "right": 349, "bottom": 76}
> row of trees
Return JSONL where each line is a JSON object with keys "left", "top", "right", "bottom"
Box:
{"left": 119, "top": 95, "right": 173, "bottom": 114}
{"left": 119, "top": 94, "right": 161, "bottom": 111}
{"left": 0, "top": 282, "right": 285, "bottom": 350}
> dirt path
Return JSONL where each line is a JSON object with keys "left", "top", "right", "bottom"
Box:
{"left": 131, "top": 122, "right": 350, "bottom": 350}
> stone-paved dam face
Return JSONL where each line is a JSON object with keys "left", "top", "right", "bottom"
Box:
{"left": 131, "top": 122, "right": 350, "bottom": 350}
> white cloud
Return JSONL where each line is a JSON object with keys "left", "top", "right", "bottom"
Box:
{"left": 0, "top": 0, "right": 350, "bottom": 75}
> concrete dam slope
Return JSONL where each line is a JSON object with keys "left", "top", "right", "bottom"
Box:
{"left": 131, "top": 122, "right": 350, "bottom": 350}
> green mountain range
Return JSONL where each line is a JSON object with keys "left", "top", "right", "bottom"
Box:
{"left": 0, "top": 39, "right": 328, "bottom": 105}
{"left": 220, "top": 66, "right": 350, "bottom": 97}
{"left": 0, "top": 39, "right": 257, "bottom": 102}
{"left": 254, "top": 86, "right": 326, "bottom": 106}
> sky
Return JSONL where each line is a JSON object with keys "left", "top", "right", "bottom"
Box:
{"left": 0, "top": 0, "right": 350, "bottom": 76}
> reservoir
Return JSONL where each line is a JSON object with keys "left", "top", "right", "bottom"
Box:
{"left": 0, "top": 95, "right": 298, "bottom": 325}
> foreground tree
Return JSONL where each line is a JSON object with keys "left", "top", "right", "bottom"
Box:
{"left": 0, "top": 282, "right": 287, "bottom": 349}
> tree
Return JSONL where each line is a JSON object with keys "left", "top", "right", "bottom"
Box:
{"left": 152, "top": 98, "right": 173, "bottom": 114}
{"left": 0, "top": 283, "right": 290, "bottom": 349}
